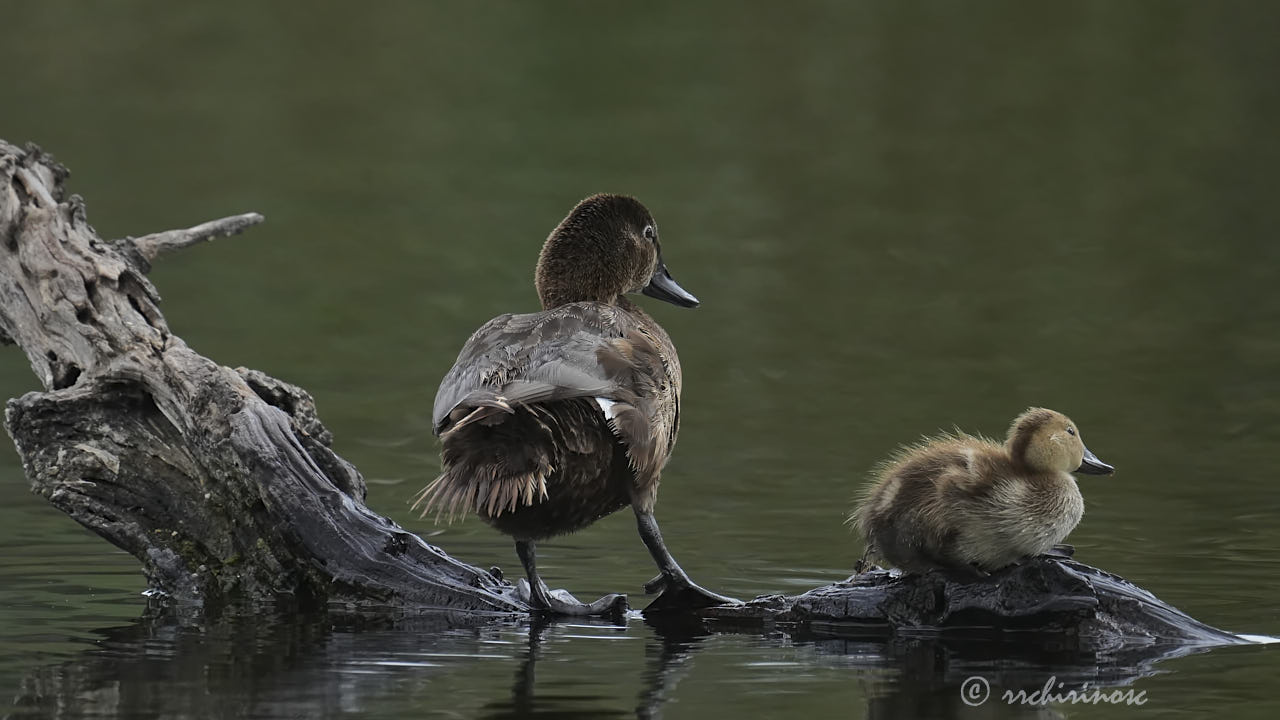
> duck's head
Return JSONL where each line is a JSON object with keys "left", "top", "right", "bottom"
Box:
{"left": 1006, "top": 407, "right": 1115, "bottom": 476}
{"left": 535, "top": 194, "right": 698, "bottom": 310}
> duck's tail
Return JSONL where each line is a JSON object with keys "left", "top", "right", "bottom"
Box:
{"left": 410, "top": 465, "right": 552, "bottom": 523}
{"left": 412, "top": 405, "right": 557, "bottom": 523}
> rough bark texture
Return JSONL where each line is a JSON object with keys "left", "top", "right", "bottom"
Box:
{"left": 698, "top": 556, "right": 1246, "bottom": 649}
{"left": 0, "top": 139, "right": 1251, "bottom": 650}
{"left": 0, "top": 140, "right": 523, "bottom": 615}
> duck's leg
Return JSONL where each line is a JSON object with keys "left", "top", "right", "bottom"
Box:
{"left": 633, "top": 509, "right": 739, "bottom": 612}
{"left": 514, "top": 540, "right": 628, "bottom": 617}
{"left": 853, "top": 544, "right": 878, "bottom": 575}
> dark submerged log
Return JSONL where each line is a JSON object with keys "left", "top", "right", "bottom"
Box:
{"left": 0, "top": 139, "right": 1253, "bottom": 649}
{"left": 697, "top": 557, "right": 1248, "bottom": 649}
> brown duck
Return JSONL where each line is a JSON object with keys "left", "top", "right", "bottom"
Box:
{"left": 414, "top": 193, "right": 736, "bottom": 615}
{"left": 851, "top": 408, "right": 1114, "bottom": 577}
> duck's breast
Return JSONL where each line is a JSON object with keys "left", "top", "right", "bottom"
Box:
{"left": 967, "top": 471, "right": 1084, "bottom": 560}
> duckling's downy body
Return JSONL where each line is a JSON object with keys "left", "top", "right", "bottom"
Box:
{"left": 415, "top": 194, "right": 735, "bottom": 615}
{"left": 852, "top": 408, "right": 1114, "bottom": 576}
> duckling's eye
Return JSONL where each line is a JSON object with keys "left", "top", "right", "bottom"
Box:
{"left": 642, "top": 225, "right": 656, "bottom": 242}
{"left": 1066, "top": 426, "right": 1077, "bottom": 437}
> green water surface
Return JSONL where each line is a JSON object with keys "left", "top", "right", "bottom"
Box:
{"left": 2, "top": 2, "right": 1278, "bottom": 718}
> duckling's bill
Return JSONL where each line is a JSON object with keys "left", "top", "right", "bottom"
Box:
{"left": 1077, "top": 446, "right": 1114, "bottom": 475}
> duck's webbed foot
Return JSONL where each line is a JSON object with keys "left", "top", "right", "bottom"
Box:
{"left": 643, "top": 572, "right": 739, "bottom": 612}
{"left": 1044, "top": 543, "right": 1075, "bottom": 560}
{"left": 514, "top": 540, "right": 628, "bottom": 617}
{"left": 986, "top": 547, "right": 1075, "bottom": 576}
{"left": 516, "top": 577, "right": 628, "bottom": 617}
{"left": 634, "top": 509, "right": 740, "bottom": 613}
{"left": 930, "top": 560, "right": 991, "bottom": 583}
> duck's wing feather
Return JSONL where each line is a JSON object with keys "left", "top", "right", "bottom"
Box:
{"left": 432, "top": 304, "right": 630, "bottom": 434}
{"left": 431, "top": 303, "right": 677, "bottom": 507}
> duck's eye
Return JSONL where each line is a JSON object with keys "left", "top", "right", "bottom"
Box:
{"left": 643, "top": 225, "right": 656, "bottom": 241}
{"left": 1066, "top": 427, "right": 1077, "bottom": 437}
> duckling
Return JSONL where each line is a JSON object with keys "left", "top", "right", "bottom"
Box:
{"left": 413, "top": 193, "right": 737, "bottom": 615}
{"left": 851, "top": 408, "right": 1114, "bottom": 577}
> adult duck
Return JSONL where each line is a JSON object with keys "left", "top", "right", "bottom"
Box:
{"left": 415, "top": 194, "right": 736, "bottom": 615}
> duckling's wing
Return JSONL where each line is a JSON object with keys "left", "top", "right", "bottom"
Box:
{"left": 431, "top": 305, "right": 627, "bottom": 435}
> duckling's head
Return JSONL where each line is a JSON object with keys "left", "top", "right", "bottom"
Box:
{"left": 535, "top": 194, "right": 698, "bottom": 310}
{"left": 1006, "top": 407, "right": 1115, "bottom": 476}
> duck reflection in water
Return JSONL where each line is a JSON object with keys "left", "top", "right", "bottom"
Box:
{"left": 486, "top": 615, "right": 707, "bottom": 720}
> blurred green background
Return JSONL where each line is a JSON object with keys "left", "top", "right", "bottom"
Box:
{"left": 2, "top": 1, "right": 1278, "bottom": 718}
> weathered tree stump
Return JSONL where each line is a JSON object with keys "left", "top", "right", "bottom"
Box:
{"left": 0, "top": 140, "right": 522, "bottom": 614}
{"left": 0, "top": 139, "right": 1253, "bottom": 649}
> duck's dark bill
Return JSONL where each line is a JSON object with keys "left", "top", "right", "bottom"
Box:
{"left": 1076, "top": 446, "right": 1115, "bottom": 475}
{"left": 642, "top": 260, "right": 699, "bottom": 308}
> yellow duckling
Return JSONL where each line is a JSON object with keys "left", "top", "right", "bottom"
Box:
{"left": 851, "top": 407, "right": 1114, "bottom": 576}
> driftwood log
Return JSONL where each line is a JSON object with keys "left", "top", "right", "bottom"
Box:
{"left": 0, "top": 139, "right": 522, "bottom": 616}
{"left": 698, "top": 556, "right": 1246, "bottom": 650}
{"left": 0, "top": 140, "right": 1251, "bottom": 649}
